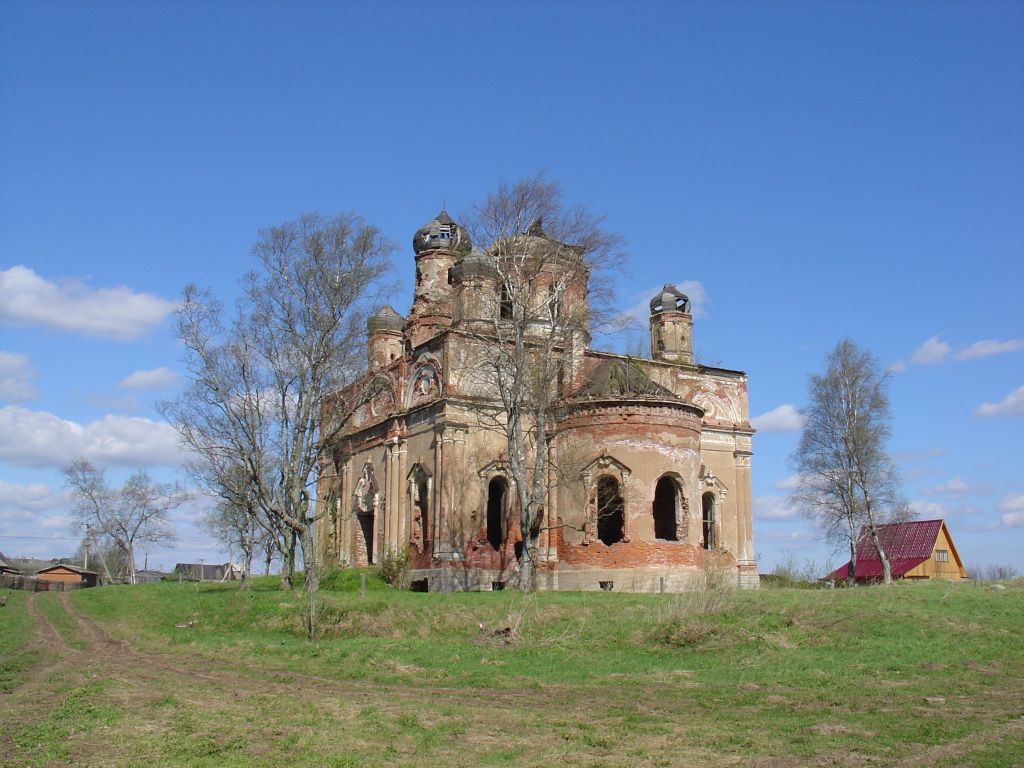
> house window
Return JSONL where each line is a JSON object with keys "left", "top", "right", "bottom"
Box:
{"left": 935, "top": 549, "right": 948, "bottom": 563}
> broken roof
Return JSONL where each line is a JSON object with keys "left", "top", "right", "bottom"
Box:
{"left": 572, "top": 358, "right": 677, "bottom": 400}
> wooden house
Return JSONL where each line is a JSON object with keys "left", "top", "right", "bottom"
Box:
{"left": 0, "top": 552, "right": 22, "bottom": 575}
{"left": 35, "top": 564, "right": 99, "bottom": 588}
{"left": 827, "top": 519, "right": 966, "bottom": 583}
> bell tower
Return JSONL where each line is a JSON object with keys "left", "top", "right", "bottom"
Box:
{"left": 649, "top": 284, "right": 693, "bottom": 364}
{"left": 406, "top": 210, "right": 471, "bottom": 347}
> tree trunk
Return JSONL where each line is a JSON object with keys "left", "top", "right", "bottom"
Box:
{"left": 868, "top": 523, "right": 892, "bottom": 585}
{"left": 125, "top": 542, "right": 138, "bottom": 585}
{"left": 299, "top": 525, "right": 319, "bottom": 595}
{"left": 281, "top": 530, "right": 297, "bottom": 590}
{"left": 846, "top": 517, "right": 857, "bottom": 587}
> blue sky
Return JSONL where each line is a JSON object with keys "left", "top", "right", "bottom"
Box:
{"left": 1, "top": 1, "right": 1021, "bottom": 574}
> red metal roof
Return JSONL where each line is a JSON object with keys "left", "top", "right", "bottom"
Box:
{"left": 827, "top": 519, "right": 944, "bottom": 581}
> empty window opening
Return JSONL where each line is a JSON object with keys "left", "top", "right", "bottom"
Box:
{"left": 486, "top": 477, "right": 507, "bottom": 551}
{"left": 410, "top": 579, "right": 429, "bottom": 592}
{"left": 416, "top": 476, "right": 430, "bottom": 545}
{"left": 548, "top": 285, "right": 561, "bottom": 321}
{"left": 935, "top": 549, "right": 949, "bottom": 563}
{"left": 499, "top": 282, "right": 513, "bottom": 320}
{"left": 415, "top": 267, "right": 423, "bottom": 286}
{"left": 358, "top": 513, "right": 374, "bottom": 565}
{"left": 653, "top": 476, "right": 679, "bottom": 541}
{"left": 599, "top": 580, "right": 614, "bottom": 592}
{"left": 702, "top": 492, "right": 716, "bottom": 550}
{"left": 514, "top": 541, "right": 524, "bottom": 562}
{"left": 447, "top": 267, "right": 453, "bottom": 285}
{"left": 492, "top": 581, "right": 506, "bottom": 591}
{"left": 597, "top": 476, "right": 625, "bottom": 546}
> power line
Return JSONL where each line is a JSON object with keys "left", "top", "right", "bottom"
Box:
{"left": 0, "top": 534, "right": 80, "bottom": 541}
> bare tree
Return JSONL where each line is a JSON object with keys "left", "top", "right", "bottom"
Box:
{"left": 64, "top": 459, "right": 187, "bottom": 585}
{"left": 792, "top": 339, "right": 903, "bottom": 585}
{"left": 460, "top": 176, "right": 625, "bottom": 591}
{"left": 160, "top": 212, "right": 393, "bottom": 593}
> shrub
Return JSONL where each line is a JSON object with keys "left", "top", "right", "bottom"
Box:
{"left": 379, "top": 546, "right": 411, "bottom": 589}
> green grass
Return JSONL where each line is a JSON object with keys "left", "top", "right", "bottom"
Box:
{"left": 0, "top": 590, "right": 41, "bottom": 691}
{"left": 5, "top": 576, "right": 1023, "bottom": 766}
{"left": 12, "top": 681, "right": 122, "bottom": 766}
{"left": 33, "top": 591, "right": 87, "bottom": 650}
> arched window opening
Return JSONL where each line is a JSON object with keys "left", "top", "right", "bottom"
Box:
{"left": 447, "top": 268, "right": 453, "bottom": 286}
{"left": 548, "top": 285, "right": 561, "bottom": 321}
{"left": 499, "top": 282, "right": 513, "bottom": 320}
{"left": 702, "top": 492, "right": 716, "bottom": 550}
{"left": 416, "top": 476, "right": 430, "bottom": 546}
{"left": 652, "top": 476, "right": 679, "bottom": 541}
{"left": 486, "top": 477, "right": 507, "bottom": 551}
{"left": 358, "top": 514, "right": 374, "bottom": 565}
{"left": 597, "top": 476, "right": 625, "bottom": 546}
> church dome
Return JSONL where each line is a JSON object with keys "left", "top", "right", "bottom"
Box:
{"left": 412, "top": 210, "right": 472, "bottom": 255}
{"left": 650, "top": 284, "right": 691, "bottom": 315}
{"left": 367, "top": 305, "right": 404, "bottom": 334}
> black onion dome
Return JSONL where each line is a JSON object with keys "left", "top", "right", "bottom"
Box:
{"left": 650, "top": 284, "right": 691, "bottom": 315}
{"left": 367, "top": 305, "right": 404, "bottom": 333}
{"left": 412, "top": 209, "right": 472, "bottom": 255}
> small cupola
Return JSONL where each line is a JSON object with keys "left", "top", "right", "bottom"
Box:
{"left": 367, "top": 305, "right": 404, "bottom": 368}
{"left": 650, "top": 284, "right": 691, "bottom": 315}
{"left": 649, "top": 284, "right": 693, "bottom": 364}
{"left": 412, "top": 210, "right": 471, "bottom": 255}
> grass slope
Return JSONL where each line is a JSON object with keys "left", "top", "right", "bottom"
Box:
{"left": 4, "top": 575, "right": 1023, "bottom": 767}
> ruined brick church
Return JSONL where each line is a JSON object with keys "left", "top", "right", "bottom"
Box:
{"left": 316, "top": 211, "right": 757, "bottom": 591}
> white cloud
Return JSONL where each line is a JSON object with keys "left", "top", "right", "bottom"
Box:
{"left": 0, "top": 481, "right": 74, "bottom": 557}
{"left": 753, "top": 495, "right": 801, "bottom": 521}
{"left": 974, "top": 385, "right": 1024, "bottom": 418}
{"left": 909, "top": 500, "right": 948, "bottom": 519}
{"left": 887, "top": 360, "right": 908, "bottom": 374}
{"left": 0, "top": 405, "right": 185, "bottom": 468}
{"left": 0, "top": 351, "right": 36, "bottom": 402}
{"left": 911, "top": 336, "right": 950, "bottom": 365}
{"left": 997, "top": 494, "right": 1024, "bottom": 528}
{"left": 0, "top": 265, "right": 177, "bottom": 341}
{"left": 955, "top": 338, "right": 1024, "bottom": 361}
{"left": 119, "top": 367, "right": 178, "bottom": 391}
{"left": 773, "top": 474, "right": 803, "bottom": 490}
{"left": 751, "top": 404, "right": 804, "bottom": 432}
{"left": 924, "top": 476, "right": 970, "bottom": 496}
{"left": 622, "top": 281, "right": 710, "bottom": 326}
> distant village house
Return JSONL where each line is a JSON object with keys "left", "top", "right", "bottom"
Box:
{"left": 827, "top": 519, "right": 966, "bottom": 583}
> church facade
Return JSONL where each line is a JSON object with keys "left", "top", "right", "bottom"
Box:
{"left": 316, "top": 211, "right": 757, "bottom": 591}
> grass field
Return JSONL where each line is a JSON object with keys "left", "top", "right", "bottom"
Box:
{"left": 2, "top": 573, "right": 1022, "bottom": 767}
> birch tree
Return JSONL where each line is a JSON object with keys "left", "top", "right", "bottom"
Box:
{"left": 461, "top": 176, "right": 624, "bottom": 591}
{"left": 792, "top": 339, "right": 903, "bottom": 585}
{"left": 160, "top": 212, "right": 393, "bottom": 592}
{"left": 64, "top": 459, "right": 187, "bottom": 585}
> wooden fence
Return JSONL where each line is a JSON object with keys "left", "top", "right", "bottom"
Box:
{"left": 0, "top": 574, "right": 87, "bottom": 592}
